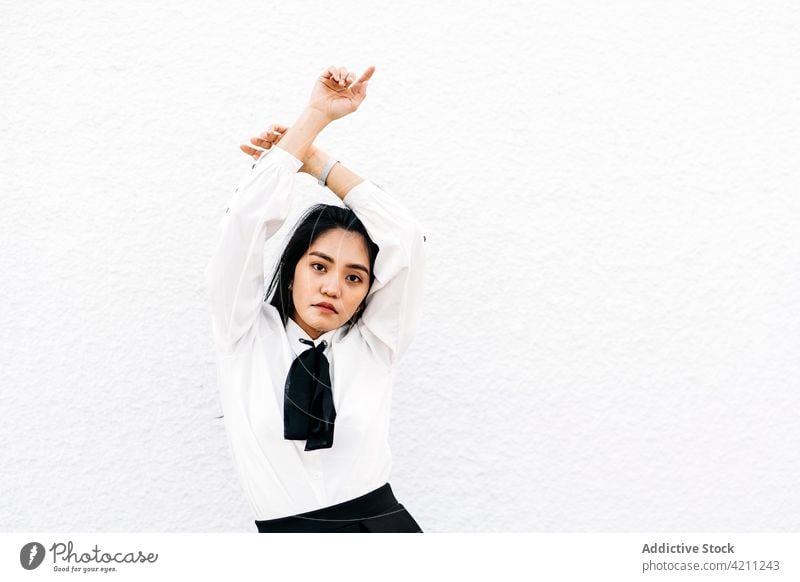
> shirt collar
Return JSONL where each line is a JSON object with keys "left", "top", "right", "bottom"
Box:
{"left": 285, "top": 317, "right": 337, "bottom": 358}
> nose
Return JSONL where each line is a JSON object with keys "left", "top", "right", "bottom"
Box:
{"left": 321, "top": 276, "right": 341, "bottom": 298}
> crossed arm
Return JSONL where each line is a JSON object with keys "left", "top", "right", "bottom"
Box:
{"left": 274, "top": 107, "right": 427, "bottom": 366}
{"left": 208, "top": 65, "right": 427, "bottom": 365}
{"left": 244, "top": 106, "right": 366, "bottom": 202}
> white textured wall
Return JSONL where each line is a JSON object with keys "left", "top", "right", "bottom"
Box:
{"left": 2, "top": 1, "right": 799, "bottom": 532}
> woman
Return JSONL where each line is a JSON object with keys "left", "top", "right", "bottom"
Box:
{"left": 204, "top": 65, "right": 427, "bottom": 532}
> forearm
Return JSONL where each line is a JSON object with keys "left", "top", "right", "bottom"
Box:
{"left": 333, "top": 175, "right": 428, "bottom": 367}
{"left": 300, "top": 145, "right": 365, "bottom": 201}
{"left": 275, "top": 107, "right": 330, "bottom": 163}
{"left": 205, "top": 148, "right": 303, "bottom": 353}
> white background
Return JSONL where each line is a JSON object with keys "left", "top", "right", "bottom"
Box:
{"left": 1, "top": 1, "right": 798, "bottom": 532}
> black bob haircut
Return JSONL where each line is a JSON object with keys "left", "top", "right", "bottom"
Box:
{"left": 264, "top": 203, "right": 379, "bottom": 337}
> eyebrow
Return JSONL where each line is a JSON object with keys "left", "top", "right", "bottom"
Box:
{"left": 308, "top": 251, "right": 370, "bottom": 276}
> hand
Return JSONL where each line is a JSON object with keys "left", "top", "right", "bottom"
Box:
{"left": 308, "top": 65, "right": 376, "bottom": 122}
{"left": 239, "top": 123, "right": 288, "bottom": 161}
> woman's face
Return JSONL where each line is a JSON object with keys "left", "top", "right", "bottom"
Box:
{"left": 290, "top": 227, "right": 371, "bottom": 339}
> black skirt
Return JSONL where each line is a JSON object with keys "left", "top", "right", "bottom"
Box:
{"left": 255, "top": 482, "right": 423, "bottom": 533}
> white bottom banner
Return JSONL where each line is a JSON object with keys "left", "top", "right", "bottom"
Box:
{"left": 1, "top": 533, "right": 796, "bottom": 581}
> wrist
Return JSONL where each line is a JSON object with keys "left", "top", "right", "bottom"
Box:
{"left": 278, "top": 108, "right": 331, "bottom": 163}
{"left": 300, "top": 106, "right": 333, "bottom": 129}
{"left": 300, "top": 145, "right": 329, "bottom": 179}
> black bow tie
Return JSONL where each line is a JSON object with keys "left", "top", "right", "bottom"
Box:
{"left": 283, "top": 337, "right": 336, "bottom": 451}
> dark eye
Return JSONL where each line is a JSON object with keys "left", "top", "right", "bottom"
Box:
{"left": 346, "top": 274, "right": 363, "bottom": 283}
{"left": 311, "top": 262, "right": 326, "bottom": 272}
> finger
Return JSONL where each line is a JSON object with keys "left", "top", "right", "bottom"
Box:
{"left": 242, "top": 143, "right": 265, "bottom": 155}
{"left": 268, "top": 122, "right": 288, "bottom": 137}
{"left": 250, "top": 136, "right": 273, "bottom": 149}
{"left": 270, "top": 128, "right": 287, "bottom": 143}
{"left": 344, "top": 71, "right": 355, "bottom": 86}
{"left": 352, "top": 65, "right": 375, "bottom": 89}
{"left": 255, "top": 126, "right": 285, "bottom": 146}
{"left": 263, "top": 127, "right": 278, "bottom": 143}
{"left": 355, "top": 81, "right": 368, "bottom": 102}
{"left": 326, "top": 65, "right": 339, "bottom": 82}
{"left": 337, "top": 67, "right": 348, "bottom": 86}
{"left": 251, "top": 133, "right": 275, "bottom": 146}
{"left": 240, "top": 144, "right": 265, "bottom": 159}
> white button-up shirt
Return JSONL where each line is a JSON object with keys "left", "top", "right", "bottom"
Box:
{"left": 204, "top": 145, "right": 427, "bottom": 520}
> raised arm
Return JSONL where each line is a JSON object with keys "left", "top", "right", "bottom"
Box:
{"left": 301, "top": 145, "right": 428, "bottom": 366}
{"left": 203, "top": 146, "right": 304, "bottom": 354}
{"left": 348, "top": 179, "right": 427, "bottom": 367}
{"left": 206, "top": 65, "right": 375, "bottom": 353}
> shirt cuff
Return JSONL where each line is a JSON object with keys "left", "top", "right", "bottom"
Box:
{"left": 255, "top": 145, "right": 304, "bottom": 173}
{"left": 342, "top": 179, "right": 377, "bottom": 206}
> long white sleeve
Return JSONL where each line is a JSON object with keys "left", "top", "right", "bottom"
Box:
{"left": 342, "top": 179, "right": 427, "bottom": 367}
{"left": 204, "top": 146, "right": 303, "bottom": 354}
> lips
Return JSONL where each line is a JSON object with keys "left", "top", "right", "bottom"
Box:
{"left": 314, "top": 302, "right": 337, "bottom": 313}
